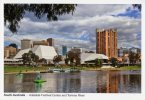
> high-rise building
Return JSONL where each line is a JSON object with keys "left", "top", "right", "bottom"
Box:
{"left": 96, "top": 29, "right": 117, "bottom": 58}
{"left": 62, "top": 45, "right": 67, "bottom": 55}
{"left": 21, "top": 39, "right": 33, "bottom": 50}
{"left": 47, "top": 38, "right": 54, "bottom": 46}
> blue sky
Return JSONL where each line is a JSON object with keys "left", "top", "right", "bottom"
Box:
{"left": 4, "top": 4, "right": 141, "bottom": 53}
{"left": 116, "top": 7, "right": 141, "bottom": 18}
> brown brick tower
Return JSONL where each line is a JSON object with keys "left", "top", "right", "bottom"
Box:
{"left": 96, "top": 29, "right": 117, "bottom": 58}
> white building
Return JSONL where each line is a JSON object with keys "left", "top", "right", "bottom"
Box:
{"left": 14, "top": 45, "right": 57, "bottom": 63}
{"left": 81, "top": 53, "right": 108, "bottom": 64}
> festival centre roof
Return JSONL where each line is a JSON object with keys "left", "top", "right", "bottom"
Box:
{"left": 14, "top": 45, "right": 57, "bottom": 60}
{"left": 81, "top": 53, "right": 108, "bottom": 64}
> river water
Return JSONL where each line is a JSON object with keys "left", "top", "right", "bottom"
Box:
{"left": 4, "top": 70, "right": 141, "bottom": 93}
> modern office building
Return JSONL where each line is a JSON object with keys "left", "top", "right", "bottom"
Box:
{"left": 96, "top": 29, "right": 117, "bottom": 58}
{"left": 62, "top": 45, "right": 67, "bottom": 55}
{"left": 21, "top": 39, "right": 33, "bottom": 50}
{"left": 47, "top": 38, "right": 54, "bottom": 46}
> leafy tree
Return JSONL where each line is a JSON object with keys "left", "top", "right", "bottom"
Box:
{"left": 22, "top": 53, "right": 29, "bottom": 65}
{"left": 4, "top": 4, "right": 77, "bottom": 33}
{"left": 65, "top": 58, "right": 69, "bottom": 65}
{"left": 31, "top": 53, "right": 39, "bottom": 63}
{"left": 110, "top": 57, "right": 118, "bottom": 67}
{"left": 53, "top": 55, "right": 62, "bottom": 67}
{"left": 67, "top": 51, "right": 81, "bottom": 66}
{"left": 129, "top": 52, "right": 141, "bottom": 65}
{"left": 22, "top": 50, "right": 39, "bottom": 66}
{"left": 133, "top": 4, "right": 141, "bottom": 11}
{"left": 135, "top": 53, "right": 141, "bottom": 64}
{"left": 39, "top": 58, "right": 47, "bottom": 64}
{"left": 129, "top": 52, "right": 135, "bottom": 64}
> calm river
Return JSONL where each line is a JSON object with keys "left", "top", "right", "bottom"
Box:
{"left": 4, "top": 70, "right": 141, "bottom": 93}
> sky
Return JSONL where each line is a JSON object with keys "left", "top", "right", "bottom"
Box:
{"left": 4, "top": 4, "right": 141, "bottom": 54}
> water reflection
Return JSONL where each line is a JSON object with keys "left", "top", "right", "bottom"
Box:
{"left": 35, "top": 83, "right": 42, "bottom": 92}
{"left": 41, "top": 73, "right": 81, "bottom": 93}
{"left": 4, "top": 71, "right": 141, "bottom": 93}
{"left": 96, "top": 71, "right": 119, "bottom": 93}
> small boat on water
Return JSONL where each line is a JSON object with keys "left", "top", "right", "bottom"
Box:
{"left": 48, "top": 68, "right": 62, "bottom": 73}
{"left": 34, "top": 72, "right": 46, "bottom": 83}
{"left": 34, "top": 79, "right": 46, "bottom": 83}
{"left": 48, "top": 68, "right": 80, "bottom": 73}
{"left": 53, "top": 68, "right": 62, "bottom": 73}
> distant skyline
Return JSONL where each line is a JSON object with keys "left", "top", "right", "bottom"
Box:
{"left": 4, "top": 4, "right": 141, "bottom": 53}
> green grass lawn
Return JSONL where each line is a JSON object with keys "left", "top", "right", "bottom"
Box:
{"left": 116, "top": 66, "right": 141, "bottom": 70}
{"left": 4, "top": 65, "right": 48, "bottom": 73}
{"left": 4, "top": 65, "right": 141, "bottom": 73}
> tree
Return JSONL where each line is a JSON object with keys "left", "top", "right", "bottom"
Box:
{"left": 31, "top": 53, "right": 39, "bottom": 64}
{"left": 135, "top": 53, "right": 141, "bottom": 64}
{"left": 4, "top": 4, "right": 77, "bottom": 33}
{"left": 65, "top": 58, "right": 69, "bottom": 65}
{"left": 110, "top": 57, "right": 118, "bottom": 67}
{"left": 39, "top": 58, "right": 47, "bottom": 64}
{"left": 129, "top": 52, "right": 140, "bottom": 65}
{"left": 67, "top": 51, "right": 81, "bottom": 66}
{"left": 133, "top": 4, "right": 141, "bottom": 11}
{"left": 22, "top": 53, "right": 29, "bottom": 65}
{"left": 129, "top": 52, "right": 136, "bottom": 64}
{"left": 9, "top": 43, "right": 18, "bottom": 49}
{"left": 53, "top": 55, "right": 62, "bottom": 67}
{"left": 22, "top": 50, "right": 39, "bottom": 66}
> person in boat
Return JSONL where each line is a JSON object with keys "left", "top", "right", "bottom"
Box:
{"left": 36, "top": 72, "right": 41, "bottom": 80}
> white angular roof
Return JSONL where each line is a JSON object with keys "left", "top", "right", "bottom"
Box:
{"left": 32, "top": 45, "right": 57, "bottom": 60}
{"left": 14, "top": 45, "right": 57, "bottom": 60}
{"left": 14, "top": 48, "right": 31, "bottom": 59}
{"left": 81, "top": 53, "right": 108, "bottom": 64}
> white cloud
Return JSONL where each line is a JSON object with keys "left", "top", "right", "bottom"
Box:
{"left": 4, "top": 4, "right": 141, "bottom": 52}
{"left": 59, "top": 4, "right": 131, "bottom": 20}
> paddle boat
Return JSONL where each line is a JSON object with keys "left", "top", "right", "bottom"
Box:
{"left": 48, "top": 68, "right": 63, "bottom": 73}
{"left": 34, "top": 71, "right": 46, "bottom": 83}
{"left": 34, "top": 79, "right": 46, "bottom": 83}
{"left": 48, "top": 67, "right": 80, "bottom": 73}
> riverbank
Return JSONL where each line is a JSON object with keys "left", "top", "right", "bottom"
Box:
{"left": 4, "top": 65, "right": 141, "bottom": 74}
{"left": 83, "top": 66, "right": 141, "bottom": 71}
